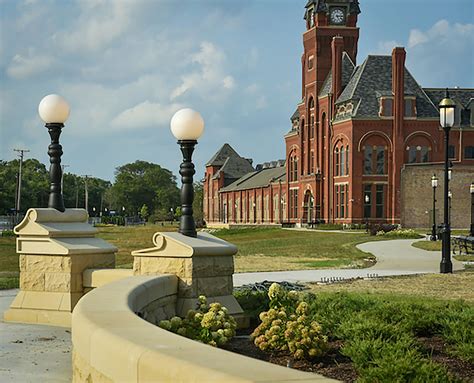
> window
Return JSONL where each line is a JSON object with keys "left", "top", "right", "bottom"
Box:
{"left": 340, "top": 185, "right": 345, "bottom": 218}
{"left": 364, "top": 145, "right": 386, "bottom": 175}
{"left": 465, "top": 146, "right": 474, "bottom": 159}
{"left": 310, "top": 151, "right": 315, "bottom": 174}
{"left": 346, "top": 145, "right": 350, "bottom": 175}
{"left": 405, "top": 98, "right": 415, "bottom": 117}
{"left": 308, "top": 55, "right": 314, "bottom": 70}
{"left": 335, "top": 184, "right": 349, "bottom": 219}
{"left": 340, "top": 147, "right": 345, "bottom": 176}
{"left": 448, "top": 145, "right": 455, "bottom": 159}
{"left": 380, "top": 98, "right": 393, "bottom": 117}
{"left": 364, "top": 146, "right": 373, "bottom": 175}
{"left": 363, "top": 185, "right": 371, "bottom": 218}
{"left": 335, "top": 186, "right": 340, "bottom": 218}
{"left": 420, "top": 146, "right": 429, "bottom": 163}
{"left": 407, "top": 145, "right": 431, "bottom": 163}
{"left": 289, "top": 154, "right": 298, "bottom": 182}
{"left": 289, "top": 189, "right": 298, "bottom": 219}
{"left": 335, "top": 148, "right": 340, "bottom": 176}
{"left": 376, "top": 184, "right": 384, "bottom": 218}
{"left": 310, "top": 115, "right": 315, "bottom": 139}
{"left": 376, "top": 146, "right": 385, "bottom": 174}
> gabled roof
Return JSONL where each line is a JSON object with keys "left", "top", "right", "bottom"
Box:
{"left": 206, "top": 143, "right": 241, "bottom": 167}
{"left": 335, "top": 55, "right": 439, "bottom": 119}
{"left": 319, "top": 52, "right": 356, "bottom": 97}
{"left": 220, "top": 165, "right": 286, "bottom": 193}
{"left": 206, "top": 143, "right": 254, "bottom": 186}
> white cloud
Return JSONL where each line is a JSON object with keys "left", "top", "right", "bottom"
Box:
{"left": 373, "top": 40, "right": 401, "bottom": 55}
{"left": 170, "top": 42, "right": 236, "bottom": 101}
{"left": 111, "top": 101, "right": 183, "bottom": 130}
{"left": 408, "top": 19, "right": 474, "bottom": 48}
{"left": 55, "top": 0, "right": 138, "bottom": 52}
{"left": 6, "top": 51, "right": 54, "bottom": 79}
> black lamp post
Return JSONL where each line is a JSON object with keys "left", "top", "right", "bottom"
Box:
{"left": 431, "top": 174, "right": 438, "bottom": 241}
{"left": 470, "top": 183, "right": 474, "bottom": 237}
{"left": 170, "top": 108, "right": 205, "bottom": 238}
{"left": 439, "top": 89, "right": 456, "bottom": 274}
{"left": 38, "top": 94, "right": 70, "bottom": 212}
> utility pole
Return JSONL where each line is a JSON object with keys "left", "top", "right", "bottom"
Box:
{"left": 82, "top": 175, "right": 92, "bottom": 213}
{"left": 13, "top": 149, "right": 30, "bottom": 219}
{"left": 61, "top": 164, "right": 70, "bottom": 196}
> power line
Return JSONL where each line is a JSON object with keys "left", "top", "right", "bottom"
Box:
{"left": 13, "top": 148, "right": 30, "bottom": 216}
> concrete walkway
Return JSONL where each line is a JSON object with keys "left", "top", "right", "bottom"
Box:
{"left": 233, "top": 239, "right": 464, "bottom": 286}
{"left": 0, "top": 289, "right": 71, "bottom": 382}
{"left": 0, "top": 238, "right": 464, "bottom": 382}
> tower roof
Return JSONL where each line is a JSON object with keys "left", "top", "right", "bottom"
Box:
{"left": 304, "top": 0, "right": 360, "bottom": 18}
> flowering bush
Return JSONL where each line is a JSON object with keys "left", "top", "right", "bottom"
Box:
{"left": 251, "top": 283, "right": 327, "bottom": 360}
{"left": 159, "top": 295, "right": 236, "bottom": 347}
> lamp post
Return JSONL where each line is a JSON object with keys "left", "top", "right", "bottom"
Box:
{"left": 470, "top": 183, "right": 474, "bottom": 237}
{"left": 170, "top": 108, "right": 205, "bottom": 238}
{"left": 448, "top": 190, "right": 452, "bottom": 224}
{"left": 439, "top": 89, "right": 456, "bottom": 274}
{"left": 431, "top": 174, "right": 438, "bottom": 241}
{"left": 38, "top": 94, "right": 70, "bottom": 212}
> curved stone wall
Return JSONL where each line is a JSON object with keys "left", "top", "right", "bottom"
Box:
{"left": 72, "top": 274, "right": 335, "bottom": 382}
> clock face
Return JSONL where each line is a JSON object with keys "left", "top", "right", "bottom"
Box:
{"left": 330, "top": 8, "right": 345, "bottom": 25}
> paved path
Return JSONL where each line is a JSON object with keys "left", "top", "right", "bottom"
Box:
{"left": 0, "top": 289, "right": 71, "bottom": 382}
{"left": 0, "top": 238, "right": 464, "bottom": 382}
{"left": 233, "top": 239, "right": 464, "bottom": 286}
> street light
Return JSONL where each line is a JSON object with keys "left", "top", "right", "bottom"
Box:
{"left": 470, "top": 183, "right": 474, "bottom": 236}
{"left": 38, "top": 94, "right": 70, "bottom": 212}
{"left": 170, "top": 108, "right": 205, "bottom": 237}
{"left": 439, "top": 89, "right": 456, "bottom": 274}
{"left": 431, "top": 174, "right": 438, "bottom": 241}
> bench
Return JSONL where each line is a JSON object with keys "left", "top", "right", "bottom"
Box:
{"left": 452, "top": 236, "right": 474, "bottom": 255}
{"left": 281, "top": 222, "right": 295, "bottom": 228}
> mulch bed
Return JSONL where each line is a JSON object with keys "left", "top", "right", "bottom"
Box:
{"left": 223, "top": 332, "right": 473, "bottom": 382}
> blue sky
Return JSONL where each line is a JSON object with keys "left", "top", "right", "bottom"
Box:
{"left": 1, "top": 0, "right": 473, "bottom": 182}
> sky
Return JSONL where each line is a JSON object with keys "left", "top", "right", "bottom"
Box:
{"left": 1, "top": 0, "right": 473, "bottom": 182}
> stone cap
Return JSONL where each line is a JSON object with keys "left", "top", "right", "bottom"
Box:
{"left": 14, "top": 208, "right": 97, "bottom": 237}
{"left": 132, "top": 232, "right": 237, "bottom": 258}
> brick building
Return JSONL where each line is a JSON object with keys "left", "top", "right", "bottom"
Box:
{"left": 203, "top": 0, "right": 474, "bottom": 227}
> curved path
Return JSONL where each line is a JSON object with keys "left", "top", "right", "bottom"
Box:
{"left": 233, "top": 238, "right": 464, "bottom": 286}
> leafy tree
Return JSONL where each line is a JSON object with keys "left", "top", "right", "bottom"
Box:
{"left": 140, "top": 204, "right": 149, "bottom": 221}
{"left": 108, "top": 160, "right": 180, "bottom": 217}
{"left": 193, "top": 181, "right": 204, "bottom": 223}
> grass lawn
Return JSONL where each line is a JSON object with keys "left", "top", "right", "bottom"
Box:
{"left": 412, "top": 238, "right": 474, "bottom": 262}
{"left": 212, "top": 227, "right": 388, "bottom": 272}
{"left": 0, "top": 225, "right": 427, "bottom": 288}
{"left": 308, "top": 270, "right": 474, "bottom": 303}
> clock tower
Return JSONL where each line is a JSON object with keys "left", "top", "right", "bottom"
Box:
{"left": 302, "top": 0, "right": 360, "bottom": 98}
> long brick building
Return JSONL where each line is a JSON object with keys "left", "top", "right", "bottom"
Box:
{"left": 203, "top": 0, "right": 474, "bottom": 227}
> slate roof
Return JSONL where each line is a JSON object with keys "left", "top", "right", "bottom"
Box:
{"left": 220, "top": 165, "right": 286, "bottom": 193}
{"left": 291, "top": 109, "right": 300, "bottom": 122}
{"left": 319, "top": 52, "right": 356, "bottom": 97}
{"left": 304, "top": 0, "right": 360, "bottom": 14}
{"left": 335, "top": 55, "right": 439, "bottom": 120}
{"left": 424, "top": 88, "right": 474, "bottom": 127}
{"left": 206, "top": 143, "right": 254, "bottom": 186}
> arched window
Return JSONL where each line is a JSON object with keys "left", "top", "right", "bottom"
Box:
{"left": 308, "top": 97, "right": 315, "bottom": 140}
{"left": 335, "top": 148, "right": 340, "bottom": 176}
{"left": 346, "top": 145, "right": 350, "bottom": 175}
{"left": 405, "top": 136, "right": 432, "bottom": 164}
{"left": 340, "top": 147, "right": 345, "bottom": 176}
{"left": 289, "top": 152, "right": 298, "bottom": 182}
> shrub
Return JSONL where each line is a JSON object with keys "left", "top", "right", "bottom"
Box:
{"left": 234, "top": 289, "right": 269, "bottom": 327}
{"left": 251, "top": 283, "right": 327, "bottom": 360}
{"left": 159, "top": 295, "right": 236, "bottom": 347}
{"left": 1, "top": 230, "right": 15, "bottom": 237}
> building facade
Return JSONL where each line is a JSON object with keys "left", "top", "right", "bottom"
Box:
{"left": 204, "top": 0, "right": 474, "bottom": 227}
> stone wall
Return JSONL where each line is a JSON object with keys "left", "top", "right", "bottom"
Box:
{"left": 401, "top": 164, "right": 473, "bottom": 228}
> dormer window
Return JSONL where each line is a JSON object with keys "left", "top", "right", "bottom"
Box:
{"left": 404, "top": 98, "right": 416, "bottom": 118}
{"left": 379, "top": 97, "right": 393, "bottom": 117}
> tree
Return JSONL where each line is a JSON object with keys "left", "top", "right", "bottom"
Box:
{"left": 108, "top": 160, "right": 180, "bottom": 217}
{"left": 193, "top": 181, "right": 204, "bottom": 224}
{"left": 140, "top": 204, "right": 149, "bottom": 222}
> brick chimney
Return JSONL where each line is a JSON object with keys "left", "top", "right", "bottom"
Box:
{"left": 331, "top": 36, "right": 344, "bottom": 100}
{"left": 392, "top": 47, "right": 406, "bottom": 135}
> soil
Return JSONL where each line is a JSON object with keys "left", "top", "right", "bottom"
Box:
{"left": 224, "top": 332, "right": 473, "bottom": 383}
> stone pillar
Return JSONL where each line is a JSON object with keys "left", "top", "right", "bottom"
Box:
{"left": 4, "top": 208, "right": 116, "bottom": 327}
{"left": 132, "top": 231, "right": 247, "bottom": 327}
